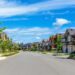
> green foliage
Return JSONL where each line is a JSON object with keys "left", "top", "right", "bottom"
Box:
{"left": 0, "top": 39, "right": 19, "bottom": 53}
{"left": 0, "top": 27, "right": 19, "bottom": 54}
{"left": 56, "top": 35, "right": 63, "bottom": 52}
{"left": 12, "top": 43, "right": 20, "bottom": 51}
{"left": 31, "top": 44, "right": 37, "bottom": 51}
{"left": 69, "top": 52, "right": 75, "bottom": 59}
{"left": 0, "top": 27, "right": 6, "bottom": 33}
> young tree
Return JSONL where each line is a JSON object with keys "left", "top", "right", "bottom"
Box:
{"left": 56, "top": 34, "right": 63, "bottom": 53}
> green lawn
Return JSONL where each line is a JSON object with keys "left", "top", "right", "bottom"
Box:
{"left": 0, "top": 51, "right": 19, "bottom": 57}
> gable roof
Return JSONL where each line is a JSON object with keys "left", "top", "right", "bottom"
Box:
{"left": 65, "top": 29, "right": 75, "bottom": 36}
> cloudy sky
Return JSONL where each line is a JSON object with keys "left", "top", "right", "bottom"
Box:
{"left": 0, "top": 0, "right": 75, "bottom": 43}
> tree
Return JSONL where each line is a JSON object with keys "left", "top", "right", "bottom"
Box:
{"left": 0, "top": 27, "right": 19, "bottom": 54}
{"left": 31, "top": 43, "right": 37, "bottom": 51}
{"left": 0, "top": 27, "right": 6, "bottom": 33}
{"left": 56, "top": 34, "right": 63, "bottom": 53}
{"left": 0, "top": 27, "right": 6, "bottom": 52}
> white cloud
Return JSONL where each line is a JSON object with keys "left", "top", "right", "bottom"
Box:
{"left": 53, "top": 18, "right": 70, "bottom": 26}
{"left": 0, "top": 0, "right": 75, "bottom": 17}
{"left": 0, "top": 18, "right": 28, "bottom": 21}
{"left": 4, "top": 28, "right": 19, "bottom": 33}
{"left": 0, "top": 0, "right": 18, "bottom": 7}
{"left": 36, "top": 36, "right": 41, "bottom": 40}
{"left": 5, "top": 26, "right": 75, "bottom": 43}
{"left": 4, "top": 27, "right": 51, "bottom": 36}
{"left": 4, "top": 27, "right": 51, "bottom": 43}
{"left": 25, "top": 27, "right": 50, "bottom": 32}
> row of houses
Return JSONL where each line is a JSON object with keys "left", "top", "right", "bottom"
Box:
{"left": 20, "top": 29, "right": 75, "bottom": 53}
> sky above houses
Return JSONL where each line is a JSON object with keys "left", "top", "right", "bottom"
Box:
{"left": 0, "top": 0, "right": 75, "bottom": 43}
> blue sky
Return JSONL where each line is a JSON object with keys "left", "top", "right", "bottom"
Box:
{"left": 0, "top": 0, "right": 75, "bottom": 43}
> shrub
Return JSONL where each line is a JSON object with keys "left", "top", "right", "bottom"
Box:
{"left": 69, "top": 51, "right": 75, "bottom": 59}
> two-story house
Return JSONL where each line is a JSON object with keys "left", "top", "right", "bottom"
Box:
{"left": 62, "top": 29, "right": 75, "bottom": 53}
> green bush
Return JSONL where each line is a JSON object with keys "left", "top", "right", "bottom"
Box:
{"left": 69, "top": 52, "right": 75, "bottom": 59}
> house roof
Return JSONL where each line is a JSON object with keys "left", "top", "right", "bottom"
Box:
{"left": 66, "top": 29, "right": 75, "bottom": 35}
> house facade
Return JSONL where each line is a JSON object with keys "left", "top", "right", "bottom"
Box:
{"left": 62, "top": 29, "right": 75, "bottom": 53}
{"left": 41, "top": 40, "right": 51, "bottom": 51}
{"left": 49, "top": 35, "right": 56, "bottom": 50}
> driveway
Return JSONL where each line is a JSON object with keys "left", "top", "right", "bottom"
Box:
{"left": 0, "top": 51, "right": 75, "bottom": 75}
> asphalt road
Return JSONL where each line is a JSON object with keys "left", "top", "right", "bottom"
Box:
{"left": 0, "top": 51, "right": 75, "bottom": 75}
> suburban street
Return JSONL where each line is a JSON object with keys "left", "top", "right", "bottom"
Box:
{"left": 0, "top": 52, "right": 75, "bottom": 75}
